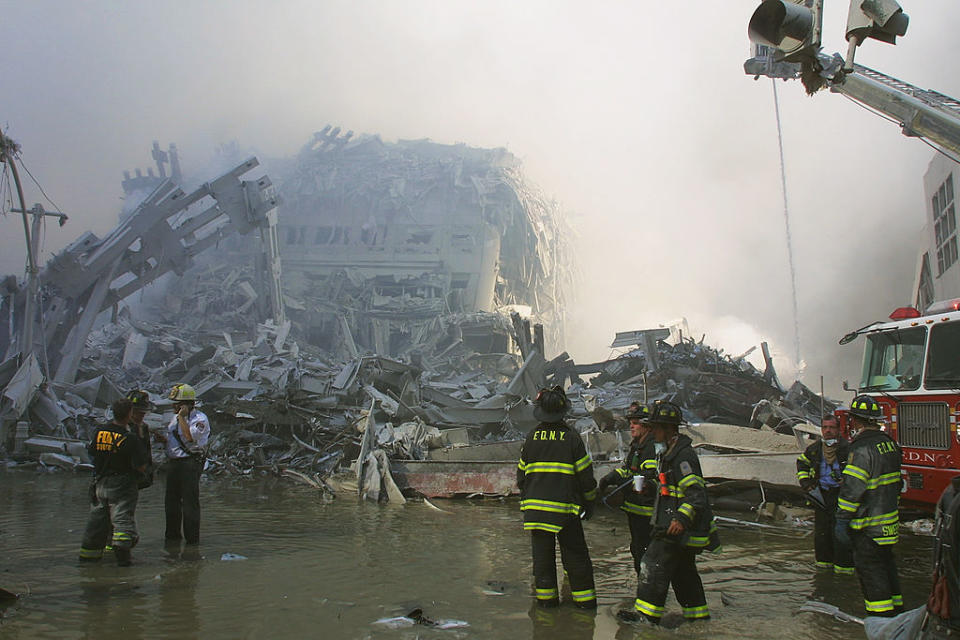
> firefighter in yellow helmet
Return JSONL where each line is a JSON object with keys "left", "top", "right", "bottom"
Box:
{"left": 835, "top": 395, "right": 903, "bottom": 616}
{"left": 162, "top": 383, "right": 210, "bottom": 544}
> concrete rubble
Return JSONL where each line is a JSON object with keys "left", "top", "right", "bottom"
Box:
{"left": 0, "top": 129, "right": 833, "bottom": 515}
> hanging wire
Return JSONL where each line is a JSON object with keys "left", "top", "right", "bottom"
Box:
{"left": 16, "top": 153, "right": 65, "bottom": 214}
{"left": 1, "top": 162, "right": 11, "bottom": 217}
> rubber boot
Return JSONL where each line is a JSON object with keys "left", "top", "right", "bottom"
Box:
{"left": 114, "top": 547, "right": 132, "bottom": 567}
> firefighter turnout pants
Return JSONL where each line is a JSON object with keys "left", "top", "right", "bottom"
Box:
{"left": 814, "top": 489, "right": 854, "bottom": 575}
{"left": 79, "top": 474, "right": 139, "bottom": 560}
{"left": 531, "top": 519, "right": 596, "bottom": 608}
{"left": 635, "top": 537, "right": 709, "bottom": 622}
{"left": 852, "top": 531, "right": 903, "bottom": 616}
{"left": 165, "top": 456, "right": 202, "bottom": 543}
{"left": 628, "top": 513, "right": 652, "bottom": 576}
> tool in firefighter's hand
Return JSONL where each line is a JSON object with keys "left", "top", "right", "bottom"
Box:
{"left": 580, "top": 500, "right": 594, "bottom": 521}
{"left": 601, "top": 477, "right": 634, "bottom": 507}
{"left": 806, "top": 487, "right": 828, "bottom": 511}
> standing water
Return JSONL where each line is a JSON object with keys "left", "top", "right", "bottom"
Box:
{"left": 0, "top": 473, "right": 934, "bottom": 639}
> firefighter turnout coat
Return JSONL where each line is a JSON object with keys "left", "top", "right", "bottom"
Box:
{"left": 796, "top": 439, "right": 850, "bottom": 488}
{"left": 650, "top": 434, "right": 720, "bottom": 550}
{"left": 612, "top": 434, "right": 657, "bottom": 517}
{"left": 837, "top": 428, "right": 902, "bottom": 545}
{"left": 517, "top": 421, "right": 597, "bottom": 533}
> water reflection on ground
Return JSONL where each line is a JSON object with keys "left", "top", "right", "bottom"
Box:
{"left": 0, "top": 472, "right": 934, "bottom": 639}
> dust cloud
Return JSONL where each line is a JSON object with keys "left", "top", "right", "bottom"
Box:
{"left": 2, "top": 1, "right": 958, "bottom": 396}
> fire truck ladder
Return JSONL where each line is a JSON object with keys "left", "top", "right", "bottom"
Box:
{"left": 827, "top": 59, "right": 960, "bottom": 159}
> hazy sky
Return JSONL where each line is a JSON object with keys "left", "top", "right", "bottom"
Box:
{"left": 2, "top": 1, "right": 959, "bottom": 396}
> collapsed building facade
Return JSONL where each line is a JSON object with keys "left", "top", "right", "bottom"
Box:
{"left": 273, "top": 126, "right": 573, "bottom": 360}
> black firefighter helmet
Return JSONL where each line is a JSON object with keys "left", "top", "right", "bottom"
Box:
{"left": 848, "top": 395, "right": 884, "bottom": 424}
{"left": 647, "top": 401, "right": 683, "bottom": 428}
{"left": 625, "top": 404, "right": 651, "bottom": 421}
{"left": 533, "top": 386, "right": 571, "bottom": 424}
{"left": 127, "top": 389, "right": 154, "bottom": 413}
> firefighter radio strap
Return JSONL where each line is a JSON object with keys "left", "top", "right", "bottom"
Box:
{"left": 170, "top": 419, "right": 207, "bottom": 461}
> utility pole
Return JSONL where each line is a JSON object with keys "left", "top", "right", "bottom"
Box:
{"left": 0, "top": 132, "right": 39, "bottom": 361}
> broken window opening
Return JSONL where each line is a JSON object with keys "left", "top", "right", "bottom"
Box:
{"left": 406, "top": 231, "right": 433, "bottom": 245}
{"left": 315, "top": 226, "right": 333, "bottom": 244}
{"left": 451, "top": 274, "right": 471, "bottom": 290}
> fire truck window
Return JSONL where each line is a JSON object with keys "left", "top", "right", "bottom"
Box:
{"left": 925, "top": 322, "right": 960, "bottom": 390}
{"left": 860, "top": 327, "right": 926, "bottom": 392}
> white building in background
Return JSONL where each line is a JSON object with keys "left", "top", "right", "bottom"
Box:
{"left": 914, "top": 153, "right": 960, "bottom": 310}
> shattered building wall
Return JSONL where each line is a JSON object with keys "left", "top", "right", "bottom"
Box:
{"left": 273, "top": 126, "right": 574, "bottom": 359}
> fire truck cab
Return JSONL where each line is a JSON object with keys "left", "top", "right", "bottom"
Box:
{"left": 839, "top": 298, "right": 960, "bottom": 511}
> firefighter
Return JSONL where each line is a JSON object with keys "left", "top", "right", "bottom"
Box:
{"left": 598, "top": 403, "right": 657, "bottom": 575}
{"left": 922, "top": 475, "right": 960, "bottom": 637}
{"left": 127, "top": 390, "right": 156, "bottom": 490}
{"left": 632, "top": 401, "right": 719, "bottom": 624}
{"left": 162, "top": 383, "right": 210, "bottom": 544}
{"left": 796, "top": 413, "right": 853, "bottom": 575}
{"left": 78, "top": 398, "right": 147, "bottom": 566}
{"left": 517, "top": 386, "right": 598, "bottom": 609}
{"left": 835, "top": 394, "right": 903, "bottom": 617}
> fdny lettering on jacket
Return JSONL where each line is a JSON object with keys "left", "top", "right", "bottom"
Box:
{"left": 532, "top": 429, "right": 566, "bottom": 441}
{"left": 876, "top": 441, "right": 897, "bottom": 455}
{"left": 95, "top": 430, "right": 125, "bottom": 452}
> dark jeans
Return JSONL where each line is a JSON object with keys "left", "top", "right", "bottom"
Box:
{"left": 635, "top": 537, "right": 709, "bottom": 622}
{"left": 814, "top": 489, "right": 854, "bottom": 573}
{"left": 852, "top": 531, "right": 902, "bottom": 616}
{"left": 80, "top": 474, "right": 139, "bottom": 558}
{"left": 531, "top": 519, "right": 596, "bottom": 607}
{"left": 627, "top": 514, "right": 652, "bottom": 575}
{"left": 165, "top": 456, "right": 202, "bottom": 543}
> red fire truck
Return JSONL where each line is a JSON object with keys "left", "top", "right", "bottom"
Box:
{"left": 838, "top": 299, "right": 960, "bottom": 511}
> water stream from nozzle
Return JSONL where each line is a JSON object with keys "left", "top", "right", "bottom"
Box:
{"left": 772, "top": 79, "right": 802, "bottom": 370}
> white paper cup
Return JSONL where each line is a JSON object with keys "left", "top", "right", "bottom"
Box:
{"left": 633, "top": 475, "right": 644, "bottom": 492}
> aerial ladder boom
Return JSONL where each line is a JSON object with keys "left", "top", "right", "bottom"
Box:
{"left": 746, "top": 50, "right": 960, "bottom": 159}
{"left": 833, "top": 60, "right": 960, "bottom": 158}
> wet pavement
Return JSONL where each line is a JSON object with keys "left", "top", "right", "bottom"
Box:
{"left": 0, "top": 472, "right": 935, "bottom": 639}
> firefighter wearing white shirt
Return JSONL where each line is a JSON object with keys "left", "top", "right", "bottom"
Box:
{"left": 161, "top": 383, "right": 210, "bottom": 544}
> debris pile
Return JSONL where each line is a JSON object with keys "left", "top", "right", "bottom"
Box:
{"left": 562, "top": 329, "right": 835, "bottom": 432}
{"left": 0, "top": 132, "right": 835, "bottom": 502}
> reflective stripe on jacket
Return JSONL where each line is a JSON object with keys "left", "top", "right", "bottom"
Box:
{"left": 614, "top": 434, "right": 657, "bottom": 517}
{"left": 836, "top": 428, "right": 902, "bottom": 545}
{"left": 650, "top": 434, "right": 720, "bottom": 551}
{"left": 796, "top": 438, "right": 849, "bottom": 486}
{"left": 517, "top": 422, "right": 597, "bottom": 533}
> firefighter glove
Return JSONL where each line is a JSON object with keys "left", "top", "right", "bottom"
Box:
{"left": 834, "top": 518, "right": 852, "bottom": 547}
{"left": 598, "top": 471, "right": 619, "bottom": 492}
{"left": 581, "top": 501, "right": 595, "bottom": 521}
